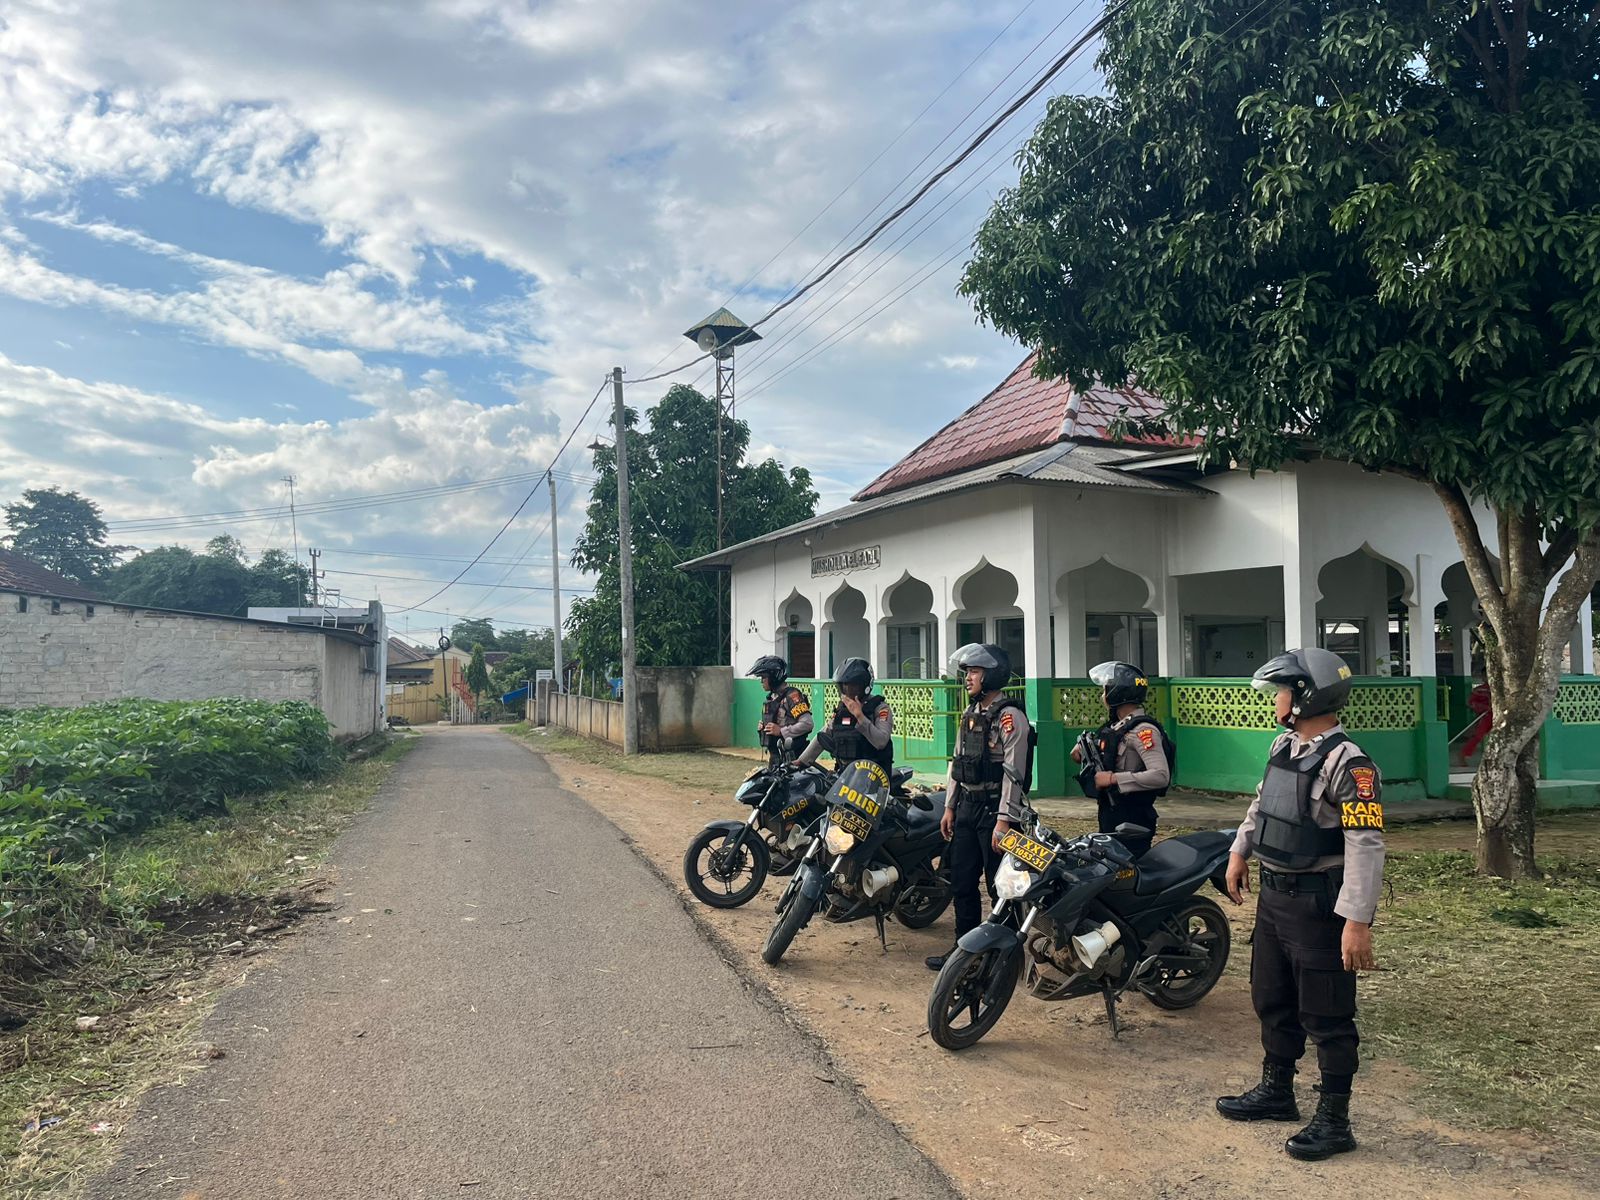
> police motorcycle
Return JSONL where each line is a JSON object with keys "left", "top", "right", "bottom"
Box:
{"left": 760, "top": 758, "right": 950, "bottom": 965}
{"left": 926, "top": 815, "right": 1234, "bottom": 1048}
{"left": 682, "top": 748, "right": 833, "bottom": 908}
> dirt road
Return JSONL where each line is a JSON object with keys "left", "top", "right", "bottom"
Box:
{"left": 530, "top": 731, "right": 1594, "bottom": 1200}
{"left": 84, "top": 727, "right": 956, "bottom": 1199}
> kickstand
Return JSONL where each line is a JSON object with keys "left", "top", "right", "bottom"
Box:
{"left": 1100, "top": 980, "right": 1122, "bottom": 1040}
{"left": 874, "top": 910, "right": 888, "bottom": 954}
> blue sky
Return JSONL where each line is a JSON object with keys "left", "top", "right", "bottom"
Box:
{"left": 0, "top": 0, "right": 1101, "bottom": 638}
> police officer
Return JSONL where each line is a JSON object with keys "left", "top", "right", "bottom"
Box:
{"left": 793, "top": 657, "right": 894, "bottom": 773}
{"left": 926, "top": 643, "right": 1033, "bottom": 972}
{"left": 1217, "top": 647, "right": 1385, "bottom": 1162}
{"left": 747, "top": 655, "right": 813, "bottom": 766}
{"left": 1071, "top": 661, "right": 1170, "bottom": 858}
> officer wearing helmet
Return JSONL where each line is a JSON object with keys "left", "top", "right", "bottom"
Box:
{"left": 747, "top": 655, "right": 813, "bottom": 766}
{"left": 925, "top": 643, "right": 1033, "bottom": 972}
{"left": 793, "top": 657, "right": 895, "bottom": 773}
{"left": 1071, "top": 661, "right": 1171, "bottom": 859}
{"left": 1216, "top": 647, "right": 1386, "bottom": 1163}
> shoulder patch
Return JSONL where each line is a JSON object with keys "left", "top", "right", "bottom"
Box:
{"left": 789, "top": 699, "right": 811, "bottom": 718}
{"left": 999, "top": 711, "right": 1016, "bottom": 737}
{"left": 1136, "top": 726, "right": 1155, "bottom": 750}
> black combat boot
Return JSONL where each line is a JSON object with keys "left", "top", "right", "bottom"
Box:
{"left": 1285, "top": 1088, "right": 1357, "bottom": 1160}
{"left": 1216, "top": 1059, "right": 1300, "bottom": 1122}
{"left": 925, "top": 949, "right": 953, "bottom": 971}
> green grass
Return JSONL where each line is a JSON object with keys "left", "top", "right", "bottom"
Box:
{"left": 504, "top": 724, "right": 755, "bottom": 795}
{"left": 0, "top": 736, "right": 416, "bottom": 1196}
{"left": 1361, "top": 845, "right": 1600, "bottom": 1151}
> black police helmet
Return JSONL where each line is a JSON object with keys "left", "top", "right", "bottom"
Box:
{"left": 832, "top": 657, "right": 874, "bottom": 693}
{"left": 746, "top": 655, "right": 789, "bottom": 687}
{"left": 1252, "top": 647, "right": 1352, "bottom": 721}
{"left": 949, "top": 642, "right": 1011, "bottom": 693}
{"left": 1089, "top": 660, "right": 1149, "bottom": 709}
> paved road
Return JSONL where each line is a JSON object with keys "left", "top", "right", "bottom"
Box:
{"left": 88, "top": 728, "right": 956, "bottom": 1200}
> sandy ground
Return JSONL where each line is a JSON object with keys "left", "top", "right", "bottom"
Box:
{"left": 522, "top": 735, "right": 1596, "bottom": 1200}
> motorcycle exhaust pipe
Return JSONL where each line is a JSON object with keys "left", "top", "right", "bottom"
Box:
{"left": 1070, "top": 919, "right": 1123, "bottom": 970}
{"left": 861, "top": 864, "right": 900, "bottom": 899}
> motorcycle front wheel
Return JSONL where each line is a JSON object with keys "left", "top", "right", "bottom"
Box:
{"left": 927, "top": 944, "right": 1021, "bottom": 1050}
{"left": 1141, "top": 896, "right": 1231, "bottom": 1010}
{"left": 761, "top": 882, "right": 819, "bottom": 965}
{"left": 683, "top": 826, "right": 769, "bottom": 909}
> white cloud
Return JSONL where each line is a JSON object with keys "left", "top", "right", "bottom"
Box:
{"left": 938, "top": 354, "right": 979, "bottom": 370}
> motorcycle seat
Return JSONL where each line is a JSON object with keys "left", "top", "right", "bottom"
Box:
{"left": 1133, "top": 831, "right": 1234, "bottom": 896}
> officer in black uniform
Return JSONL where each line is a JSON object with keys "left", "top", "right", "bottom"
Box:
{"left": 926, "top": 643, "right": 1032, "bottom": 972}
{"left": 793, "top": 657, "right": 895, "bottom": 774}
{"left": 747, "top": 655, "right": 813, "bottom": 766}
{"left": 1217, "top": 647, "right": 1386, "bottom": 1161}
{"left": 1071, "top": 660, "right": 1171, "bottom": 859}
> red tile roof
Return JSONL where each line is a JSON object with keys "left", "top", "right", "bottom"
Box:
{"left": 0, "top": 548, "right": 105, "bottom": 602}
{"left": 854, "top": 352, "right": 1183, "bottom": 500}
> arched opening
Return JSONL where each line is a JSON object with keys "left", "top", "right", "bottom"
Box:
{"left": 882, "top": 575, "right": 936, "bottom": 678}
{"left": 1059, "top": 558, "right": 1157, "bottom": 676}
{"left": 780, "top": 593, "right": 816, "bottom": 678}
{"left": 823, "top": 585, "right": 869, "bottom": 674}
{"left": 1316, "top": 547, "right": 1409, "bottom": 675}
{"left": 1435, "top": 561, "right": 1485, "bottom": 680}
{"left": 953, "top": 563, "right": 1024, "bottom": 671}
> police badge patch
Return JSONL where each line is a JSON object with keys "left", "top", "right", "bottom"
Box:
{"left": 999, "top": 711, "right": 1016, "bottom": 737}
{"left": 1349, "top": 765, "right": 1378, "bottom": 800}
{"left": 1137, "top": 726, "right": 1155, "bottom": 750}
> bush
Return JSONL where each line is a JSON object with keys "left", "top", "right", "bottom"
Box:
{"left": 0, "top": 699, "right": 336, "bottom": 984}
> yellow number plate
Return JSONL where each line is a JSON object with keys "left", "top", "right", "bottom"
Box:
{"left": 999, "top": 829, "right": 1057, "bottom": 872}
{"left": 830, "top": 807, "right": 873, "bottom": 841}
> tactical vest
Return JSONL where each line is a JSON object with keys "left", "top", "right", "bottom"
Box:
{"left": 761, "top": 688, "right": 810, "bottom": 755}
{"left": 1094, "top": 713, "right": 1174, "bottom": 803}
{"left": 1250, "top": 733, "right": 1349, "bottom": 870}
{"left": 827, "top": 695, "right": 893, "bottom": 773}
{"left": 951, "top": 697, "right": 1034, "bottom": 792}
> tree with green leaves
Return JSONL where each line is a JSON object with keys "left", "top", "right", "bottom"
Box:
{"left": 568, "top": 384, "right": 818, "bottom": 670}
{"left": 466, "top": 642, "right": 490, "bottom": 709}
{"left": 961, "top": 0, "right": 1599, "bottom": 878}
{"left": 2, "top": 487, "right": 125, "bottom": 583}
{"left": 450, "top": 617, "right": 499, "bottom": 652}
{"left": 107, "top": 540, "right": 308, "bottom": 615}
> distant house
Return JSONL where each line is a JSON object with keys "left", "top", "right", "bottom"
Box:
{"left": 0, "top": 549, "right": 382, "bottom": 738}
{"left": 384, "top": 637, "right": 476, "bottom": 724}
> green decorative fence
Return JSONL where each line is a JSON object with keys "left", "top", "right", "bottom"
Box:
{"left": 1543, "top": 677, "right": 1600, "bottom": 782}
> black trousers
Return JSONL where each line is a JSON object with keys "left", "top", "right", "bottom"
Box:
{"left": 1098, "top": 796, "right": 1158, "bottom": 859}
{"left": 949, "top": 792, "right": 1002, "bottom": 937}
{"left": 1251, "top": 881, "right": 1360, "bottom": 1078}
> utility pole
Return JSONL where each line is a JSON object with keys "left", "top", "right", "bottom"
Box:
{"left": 283, "top": 474, "right": 301, "bottom": 589}
{"left": 308, "top": 547, "right": 321, "bottom": 606}
{"left": 612, "top": 366, "right": 638, "bottom": 755}
{"left": 548, "top": 473, "right": 565, "bottom": 693}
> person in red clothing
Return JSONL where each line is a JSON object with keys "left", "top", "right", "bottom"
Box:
{"left": 1462, "top": 666, "right": 1492, "bottom": 759}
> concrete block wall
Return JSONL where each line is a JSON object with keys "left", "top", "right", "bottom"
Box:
{"left": 0, "top": 591, "right": 377, "bottom": 738}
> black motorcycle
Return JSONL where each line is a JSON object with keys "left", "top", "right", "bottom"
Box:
{"left": 761, "top": 760, "right": 951, "bottom": 965}
{"left": 682, "top": 758, "right": 832, "bottom": 908}
{"left": 926, "top": 820, "right": 1234, "bottom": 1048}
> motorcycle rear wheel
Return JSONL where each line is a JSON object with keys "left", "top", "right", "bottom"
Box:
{"left": 1141, "top": 896, "right": 1231, "bottom": 1010}
{"left": 683, "top": 827, "right": 769, "bottom": 909}
{"left": 761, "top": 886, "right": 818, "bottom": 965}
{"left": 892, "top": 876, "right": 951, "bottom": 929}
{"left": 927, "top": 945, "right": 1021, "bottom": 1050}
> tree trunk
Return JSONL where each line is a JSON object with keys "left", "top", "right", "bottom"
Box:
{"left": 1471, "top": 728, "right": 1541, "bottom": 879}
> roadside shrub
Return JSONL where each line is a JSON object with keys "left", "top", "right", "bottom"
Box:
{"left": 0, "top": 699, "right": 336, "bottom": 990}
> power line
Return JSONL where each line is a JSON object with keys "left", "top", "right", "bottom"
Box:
{"left": 320, "top": 565, "right": 592, "bottom": 593}
{"left": 625, "top": 0, "right": 1127, "bottom": 389}
{"left": 390, "top": 376, "right": 612, "bottom": 614}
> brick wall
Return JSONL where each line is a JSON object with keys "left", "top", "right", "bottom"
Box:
{"left": 0, "top": 590, "right": 377, "bottom": 738}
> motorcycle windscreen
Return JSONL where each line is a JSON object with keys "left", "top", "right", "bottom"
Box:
{"left": 824, "top": 760, "right": 891, "bottom": 841}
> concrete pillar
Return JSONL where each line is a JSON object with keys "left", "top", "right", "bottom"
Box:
{"left": 867, "top": 583, "right": 886, "bottom": 680}
{"left": 1570, "top": 595, "right": 1594, "bottom": 676}
{"left": 1058, "top": 569, "right": 1089, "bottom": 677}
{"left": 1408, "top": 553, "right": 1438, "bottom": 679}
{"left": 1282, "top": 477, "right": 1319, "bottom": 654}
{"left": 1154, "top": 562, "right": 1184, "bottom": 678}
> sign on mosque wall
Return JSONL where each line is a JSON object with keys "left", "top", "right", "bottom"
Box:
{"left": 811, "top": 545, "right": 881, "bottom": 577}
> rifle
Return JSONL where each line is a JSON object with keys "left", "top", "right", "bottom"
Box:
{"left": 1074, "top": 729, "right": 1111, "bottom": 805}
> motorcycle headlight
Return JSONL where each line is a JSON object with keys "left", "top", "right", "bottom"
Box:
{"left": 994, "top": 854, "right": 1037, "bottom": 901}
{"left": 823, "top": 824, "right": 857, "bottom": 856}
